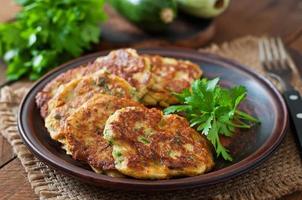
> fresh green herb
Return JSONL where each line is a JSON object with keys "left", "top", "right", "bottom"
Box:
{"left": 168, "top": 150, "right": 176, "bottom": 158}
{"left": 114, "top": 150, "right": 122, "bottom": 157}
{"left": 113, "top": 149, "right": 124, "bottom": 165}
{"left": 137, "top": 135, "right": 150, "bottom": 144}
{"left": 96, "top": 77, "right": 106, "bottom": 87}
{"left": 108, "top": 140, "right": 114, "bottom": 146}
{"left": 164, "top": 78, "right": 260, "bottom": 161}
{"left": 0, "top": 0, "right": 106, "bottom": 80}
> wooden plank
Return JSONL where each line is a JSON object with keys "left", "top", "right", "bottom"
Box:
{"left": 0, "top": 158, "right": 38, "bottom": 200}
{"left": 0, "top": 135, "right": 15, "bottom": 168}
{"left": 282, "top": 192, "right": 302, "bottom": 200}
{"left": 0, "top": 0, "right": 19, "bottom": 23}
{"left": 290, "top": 36, "right": 302, "bottom": 52}
{"left": 213, "top": 0, "right": 302, "bottom": 44}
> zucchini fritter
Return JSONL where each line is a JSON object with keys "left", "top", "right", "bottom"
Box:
{"left": 36, "top": 63, "right": 100, "bottom": 118}
{"left": 63, "top": 94, "right": 143, "bottom": 173}
{"left": 95, "top": 48, "right": 153, "bottom": 98}
{"left": 104, "top": 107, "right": 214, "bottom": 179}
{"left": 142, "top": 55, "right": 202, "bottom": 107}
{"left": 45, "top": 70, "right": 138, "bottom": 142}
{"left": 36, "top": 48, "right": 152, "bottom": 118}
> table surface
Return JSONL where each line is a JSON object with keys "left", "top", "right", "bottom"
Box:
{"left": 1, "top": 0, "right": 302, "bottom": 199}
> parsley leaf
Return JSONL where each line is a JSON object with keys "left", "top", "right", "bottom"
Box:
{"left": 0, "top": 0, "right": 106, "bottom": 80}
{"left": 164, "top": 78, "right": 260, "bottom": 161}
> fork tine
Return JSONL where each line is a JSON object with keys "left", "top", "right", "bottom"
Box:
{"left": 276, "top": 37, "right": 299, "bottom": 74}
{"left": 275, "top": 37, "right": 289, "bottom": 70}
{"left": 258, "top": 39, "right": 265, "bottom": 62}
{"left": 263, "top": 38, "right": 273, "bottom": 61}
{"left": 258, "top": 39, "right": 270, "bottom": 71}
{"left": 263, "top": 38, "right": 274, "bottom": 70}
{"left": 269, "top": 37, "right": 288, "bottom": 70}
{"left": 259, "top": 37, "right": 295, "bottom": 92}
{"left": 269, "top": 38, "right": 280, "bottom": 61}
{"left": 276, "top": 38, "right": 287, "bottom": 60}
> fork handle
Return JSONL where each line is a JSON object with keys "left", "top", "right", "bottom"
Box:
{"left": 283, "top": 90, "right": 302, "bottom": 153}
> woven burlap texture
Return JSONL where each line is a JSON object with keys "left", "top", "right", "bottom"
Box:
{"left": 1, "top": 36, "right": 302, "bottom": 200}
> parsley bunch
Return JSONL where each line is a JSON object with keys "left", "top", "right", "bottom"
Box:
{"left": 164, "top": 78, "right": 260, "bottom": 161}
{"left": 0, "top": 0, "right": 106, "bottom": 80}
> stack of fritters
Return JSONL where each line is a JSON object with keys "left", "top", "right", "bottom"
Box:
{"left": 36, "top": 48, "right": 214, "bottom": 179}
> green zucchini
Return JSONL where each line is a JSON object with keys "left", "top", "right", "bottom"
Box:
{"left": 176, "top": 0, "right": 230, "bottom": 18}
{"left": 108, "top": 0, "right": 177, "bottom": 32}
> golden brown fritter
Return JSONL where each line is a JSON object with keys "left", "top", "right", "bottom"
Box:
{"left": 142, "top": 55, "right": 202, "bottom": 107}
{"left": 45, "top": 70, "right": 138, "bottom": 141}
{"left": 63, "top": 94, "right": 143, "bottom": 173}
{"left": 95, "top": 49, "right": 153, "bottom": 98}
{"left": 36, "top": 63, "right": 101, "bottom": 118}
{"left": 104, "top": 107, "right": 214, "bottom": 179}
{"left": 36, "top": 49, "right": 152, "bottom": 118}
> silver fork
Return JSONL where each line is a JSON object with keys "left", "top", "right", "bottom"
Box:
{"left": 259, "top": 37, "right": 302, "bottom": 153}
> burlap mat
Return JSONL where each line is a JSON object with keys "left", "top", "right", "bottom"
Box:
{"left": 1, "top": 36, "right": 302, "bottom": 200}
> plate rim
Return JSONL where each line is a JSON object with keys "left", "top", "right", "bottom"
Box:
{"left": 18, "top": 48, "right": 288, "bottom": 191}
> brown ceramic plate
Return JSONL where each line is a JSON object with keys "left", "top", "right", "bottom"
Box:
{"left": 18, "top": 48, "right": 288, "bottom": 191}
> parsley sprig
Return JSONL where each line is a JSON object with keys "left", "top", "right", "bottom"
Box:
{"left": 164, "top": 78, "right": 260, "bottom": 161}
{"left": 0, "top": 0, "right": 106, "bottom": 80}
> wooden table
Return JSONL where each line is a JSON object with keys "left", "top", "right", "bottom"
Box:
{"left": 0, "top": 0, "right": 302, "bottom": 199}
